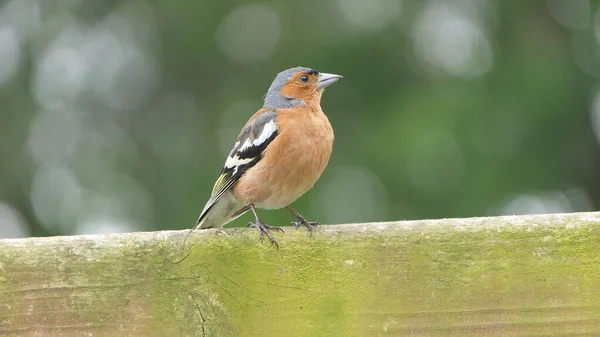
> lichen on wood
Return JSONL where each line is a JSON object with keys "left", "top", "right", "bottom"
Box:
{"left": 1, "top": 212, "right": 600, "bottom": 336}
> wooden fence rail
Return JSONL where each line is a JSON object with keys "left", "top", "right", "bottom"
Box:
{"left": 1, "top": 212, "right": 600, "bottom": 336}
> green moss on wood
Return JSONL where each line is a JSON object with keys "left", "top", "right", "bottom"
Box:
{"left": 1, "top": 213, "right": 600, "bottom": 335}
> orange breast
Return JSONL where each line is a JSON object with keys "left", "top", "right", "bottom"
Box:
{"left": 234, "top": 106, "right": 334, "bottom": 209}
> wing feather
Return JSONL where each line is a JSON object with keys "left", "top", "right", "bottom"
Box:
{"left": 196, "top": 111, "right": 279, "bottom": 225}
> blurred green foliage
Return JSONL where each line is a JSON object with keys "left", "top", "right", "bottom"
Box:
{"left": 0, "top": 0, "right": 599, "bottom": 238}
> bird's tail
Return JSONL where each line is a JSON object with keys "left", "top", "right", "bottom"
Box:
{"left": 195, "top": 190, "right": 249, "bottom": 229}
{"left": 175, "top": 191, "right": 249, "bottom": 264}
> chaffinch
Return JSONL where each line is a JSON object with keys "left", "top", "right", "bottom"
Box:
{"left": 194, "top": 66, "right": 342, "bottom": 247}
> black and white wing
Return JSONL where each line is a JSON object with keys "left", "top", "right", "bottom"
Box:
{"left": 196, "top": 111, "right": 279, "bottom": 227}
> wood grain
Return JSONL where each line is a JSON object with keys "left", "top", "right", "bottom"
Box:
{"left": 1, "top": 212, "right": 600, "bottom": 336}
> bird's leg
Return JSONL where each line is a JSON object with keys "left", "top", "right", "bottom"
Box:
{"left": 286, "top": 206, "right": 320, "bottom": 235}
{"left": 248, "top": 203, "right": 284, "bottom": 248}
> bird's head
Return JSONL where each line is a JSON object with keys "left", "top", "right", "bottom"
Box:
{"left": 264, "top": 67, "right": 342, "bottom": 110}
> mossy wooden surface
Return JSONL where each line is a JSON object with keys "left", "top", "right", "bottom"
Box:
{"left": 1, "top": 212, "right": 600, "bottom": 336}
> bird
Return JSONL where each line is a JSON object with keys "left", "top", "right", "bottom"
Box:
{"left": 194, "top": 66, "right": 342, "bottom": 247}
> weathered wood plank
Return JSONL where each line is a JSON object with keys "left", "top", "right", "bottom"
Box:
{"left": 1, "top": 212, "right": 600, "bottom": 336}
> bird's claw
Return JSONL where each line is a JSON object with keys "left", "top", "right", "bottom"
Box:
{"left": 248, "top": 221, "right": 283, "bottom": 248}
{"left": 290, "top": 218, "right": 320, "bottom": 235}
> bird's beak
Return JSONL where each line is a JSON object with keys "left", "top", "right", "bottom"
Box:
{"left": 317, "top": 73, "right": 343, "bottom": 89}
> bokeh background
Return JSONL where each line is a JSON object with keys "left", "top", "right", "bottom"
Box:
{"left": 1, "top": 0, "right": 599, "bottom": 238}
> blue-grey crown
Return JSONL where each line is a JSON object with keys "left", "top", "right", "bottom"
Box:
{"left": 263, "top": 66, "right": 317, "bottom": 109}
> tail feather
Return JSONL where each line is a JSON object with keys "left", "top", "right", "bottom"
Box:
{"left": 174, "top": 192, "right": 249, "bottom": 264}
{"left": 195, "top": 191, "right": 249, "bottom": 229}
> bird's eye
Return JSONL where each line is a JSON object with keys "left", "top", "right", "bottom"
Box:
{"left": 299, "top": 75, "right": 309, "bottom": 83}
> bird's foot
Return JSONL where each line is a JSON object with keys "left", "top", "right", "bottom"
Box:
{"left": 291, "top": 216, "right": 320, "bottom": 235}
{"left": 248, "top": 220, "right": 284, "bottom": 248}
